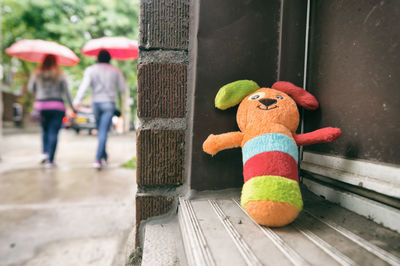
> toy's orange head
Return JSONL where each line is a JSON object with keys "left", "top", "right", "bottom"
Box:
{"left": 215, "top": 80, "right": 319, "bottom": 133}
{"left": 237, "top": 88, "right": 299, "bottom": 132}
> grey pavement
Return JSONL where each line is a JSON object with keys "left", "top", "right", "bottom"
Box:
{"left": 0, "top": 127, "right": 137, "bottom": 266}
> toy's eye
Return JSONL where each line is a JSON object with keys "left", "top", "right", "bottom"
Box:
{"left": 248, "top": 92, "right": 265, "bottom": 101}
{"left": 276, "top": 95, "right": 283, "bottom": 100}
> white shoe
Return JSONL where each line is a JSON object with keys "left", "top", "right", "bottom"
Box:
{"left": 93, "top": 161, "right": 102, "bottom": 170}
{"left": 40, "top": 153, "right": 49, "bottom": 164}
{"left": 44, "top": 162, "right": 57, "bottom": 168}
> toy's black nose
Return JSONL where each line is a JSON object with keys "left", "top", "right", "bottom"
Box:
{"left": 259, "top": 98, "right": 277, "bottom": 107}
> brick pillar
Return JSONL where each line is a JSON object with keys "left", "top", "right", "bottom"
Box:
{"left": 136, "top": 0, "right": 190, "bottom": 247}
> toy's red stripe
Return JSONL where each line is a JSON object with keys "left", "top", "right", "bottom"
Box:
{"left": 243, "top": 151, "right": 298, "bottom": 183}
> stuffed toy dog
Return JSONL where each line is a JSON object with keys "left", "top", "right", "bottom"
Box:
{"left": 203, "top": 80, "right": 341, "bottom": 227}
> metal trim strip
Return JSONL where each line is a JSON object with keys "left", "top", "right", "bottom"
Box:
{"left": 209, "top": 200, "right": 262, "bottom": 266}
{"left": 292, "top": 221, "right": 356, "bottom": 266}
{"left": 301, "top": 151, "right": 400, "bottom": 198}
{"left": 233, "top": 199, "right": 310, "bottom": 266}
{"left": 304, "top": 210, "right": 400, "bottom": 266}
{"left": 178, "top": 198, "right": 216, "bottom": 266}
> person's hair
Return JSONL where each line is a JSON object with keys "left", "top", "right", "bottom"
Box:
{"left": 41, "top": 54, "right": 58, "bottom": 71}
{"left": 36, "top": 54, "right": 61, "bottom": 80}
{"left": 98, "top": 49, "right": 111, "bottom": 63}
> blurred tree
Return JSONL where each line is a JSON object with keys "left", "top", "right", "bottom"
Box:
{"left": 1, "top": 0, "right": 139, "bottom": 122}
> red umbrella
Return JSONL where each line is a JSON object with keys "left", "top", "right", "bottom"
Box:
{"left": 82, "top": 37, "right": 138, "bottom": 60}
{"left": 5, "top": 39, "right": 79, "bottom": 66}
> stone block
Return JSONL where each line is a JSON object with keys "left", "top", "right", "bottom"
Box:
{"left": 136, "top": 129, "right": 185, "bottom": 185}
{"left": 137, "top": 63, "right": 187, "bottom": 118}
{"left": 140, "top": 0, "right": 190, "bottom": 50}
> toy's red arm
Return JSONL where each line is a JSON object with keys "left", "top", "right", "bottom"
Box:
{"left": 203, "top": 132, "right": 244, "bottom": 156}
{"left": 293, "top": 127, "right": 342, "bottom": 146}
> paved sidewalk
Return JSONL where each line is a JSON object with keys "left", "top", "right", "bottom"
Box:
{"left": 0, "top": 128, "right": 136, "bottom": 266}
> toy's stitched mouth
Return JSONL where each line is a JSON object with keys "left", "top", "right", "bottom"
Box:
{"left": 257, "top": 105, "right": 278, "bottom": 111}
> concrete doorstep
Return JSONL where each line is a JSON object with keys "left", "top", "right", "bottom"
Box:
{"left": 141, "top": 187, "right": 400, "bottom": 266}
{"left": 141, "top": 216, "right": 186, "bottom": 266}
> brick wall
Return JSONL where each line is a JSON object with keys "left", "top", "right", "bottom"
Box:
{"left": 136, "top": 0, "right": 190, "bottom": 246}
{"left": 137, "top": 63, "right": 187, "bottom": 118}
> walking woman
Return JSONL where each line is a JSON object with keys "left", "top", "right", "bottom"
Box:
{"left": 28, "top": 54, "right": 74, "bottom": 167}
{"left": 73, "top": 50, "right": 126, "bottom": 169}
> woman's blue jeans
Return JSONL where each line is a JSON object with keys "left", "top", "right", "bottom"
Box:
{"left": 40, "top": 110, "right": 65, "bottom": 163}
{"left": 93, "top": 102, "right": 115, "bottom": 162}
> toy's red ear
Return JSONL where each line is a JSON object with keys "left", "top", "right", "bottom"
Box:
{"left": 272, "top": 81, "right": 319, "bottom": 110}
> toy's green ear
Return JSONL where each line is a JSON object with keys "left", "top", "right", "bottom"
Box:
{"left": 215, "top": 80, "right": 260, "bottom": 110}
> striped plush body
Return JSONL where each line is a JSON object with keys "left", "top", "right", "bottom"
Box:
{"left": 241, "top": 133, "right": 303, "bottom": 226}
{"left": 203, "top": 80, "right": 341, "bottom": 227}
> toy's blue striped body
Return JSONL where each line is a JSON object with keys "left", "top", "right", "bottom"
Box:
{"left": 240, "top": 133, "right": 303, "bottom": 212}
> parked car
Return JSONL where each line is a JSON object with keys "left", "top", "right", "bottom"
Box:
{"left": 63, "top": 107, "right": 122, "bottom": 135}
{"left": 71, "top": 107, "right": 97, "bottom": 135}
{"left": 62, "top": 112, "right": 73, "bottom": 129}
{"left": 13, "top": 103, "right": 23, "bottom": 127}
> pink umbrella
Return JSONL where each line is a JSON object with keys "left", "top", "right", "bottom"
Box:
{"left": 82, "top": 37, "right": 138, "bottom": 60}
{"left": 5, "top": 39, "right": 80, "bottom": 66}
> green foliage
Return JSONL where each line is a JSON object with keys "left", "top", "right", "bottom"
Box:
{"left": 2, "top": 0, "right": 139, "bottom": 101}
{"left": 122, "top": 156, "right": 136, "bottom": 169}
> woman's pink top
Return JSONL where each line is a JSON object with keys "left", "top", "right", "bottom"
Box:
{"left": 34, "top": 100, "right": 66, "bottom": 111}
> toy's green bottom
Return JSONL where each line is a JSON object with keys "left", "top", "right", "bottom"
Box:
{"left": 241, "top": 175, "right": 303, "bottom": 226}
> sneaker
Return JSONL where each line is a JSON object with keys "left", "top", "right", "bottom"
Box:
{"left": 93, "top": 161, "right": 102, "bottom": 170}
{"left": 44, "top": 161, "right": 57, "bottom": 168}
{"left": 40, "top": 153, "right": 49, "bottom": 164}
{"left": 101, "top": 158, "right": 108, "bottom": 167}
